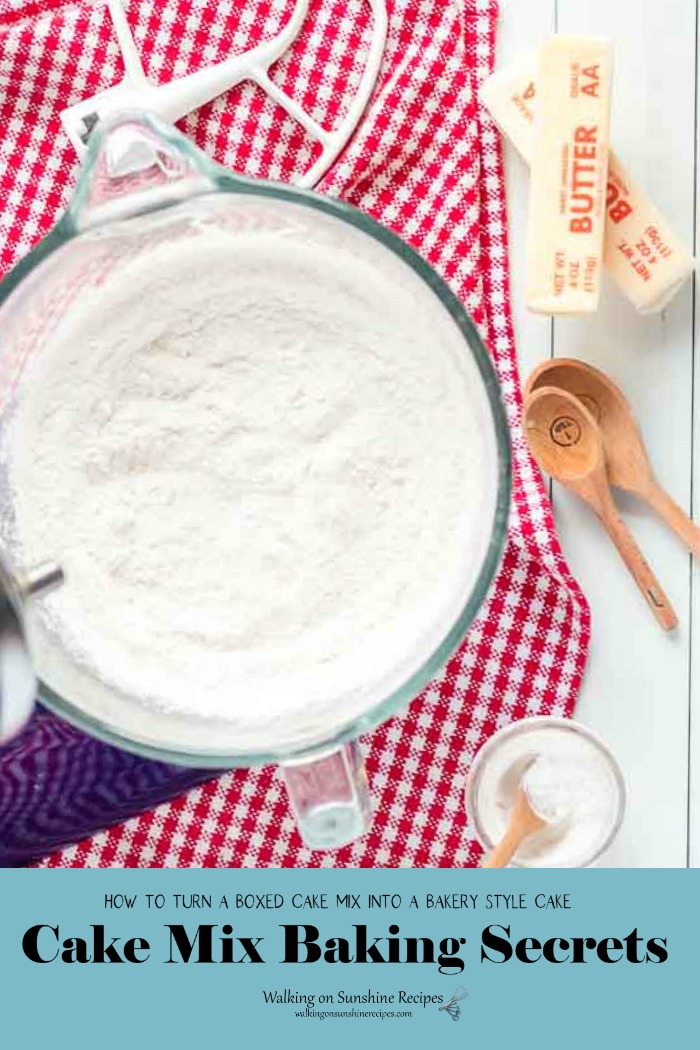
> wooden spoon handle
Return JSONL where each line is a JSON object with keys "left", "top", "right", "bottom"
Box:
{"left": 643, "top": 482, "right": 700, "bottom": 560}
{"left": 481, "top": 826, "right": 526, "bottom": 869}
{"left": 598, "top": 508, "right": 678, "bottom": 631}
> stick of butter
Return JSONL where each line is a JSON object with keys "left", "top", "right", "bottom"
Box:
{"left": 525, "top": 37, "right": 613, "bottom": 315}
{"left": 481, "top": 55, "right": 694, "bottom": 314}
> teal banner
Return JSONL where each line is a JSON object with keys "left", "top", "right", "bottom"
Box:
{"left": 0, "top": 870, "right": 694, "bottom": 1047}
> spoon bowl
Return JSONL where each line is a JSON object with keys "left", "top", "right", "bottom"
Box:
{"left": 522, "top": 384, "right": 603, "bottom": 481}
{"left": 525, "top": 357, "right": 700, "bottom": 559}
{"left": 525, "top": 356, "right": 629, "bottom": 440}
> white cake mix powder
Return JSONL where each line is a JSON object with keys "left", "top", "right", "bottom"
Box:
{"left": 473, "top": 722, "right": 623, "bottom": 867}
{"left": 0, "top": 207, "right": 498, "bottom": 754}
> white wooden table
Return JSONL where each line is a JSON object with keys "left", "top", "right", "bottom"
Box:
{"left": 498, "top": 0, "right": 698, "bottom": 866}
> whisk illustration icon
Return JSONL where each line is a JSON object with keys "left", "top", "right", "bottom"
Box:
{"left": 439, "top": 986, "right": 468, "bottom": 1022}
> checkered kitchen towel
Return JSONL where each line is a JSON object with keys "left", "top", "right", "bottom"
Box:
{"left": 0, "top": 0, "right": 590, "bottom": 867}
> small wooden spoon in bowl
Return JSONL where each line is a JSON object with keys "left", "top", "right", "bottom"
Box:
{"left": 481, "top": 785, "right": 548, "bottom": 868}
{"left": 523, "top": 386, "right": 678, "bottom": 632}
{"left": 525, "top": 357, "right": 700, "bottom": 559}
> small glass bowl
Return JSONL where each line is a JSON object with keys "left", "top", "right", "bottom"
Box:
{"left": 465, "top": 716, "right": 626, "bottom": 868}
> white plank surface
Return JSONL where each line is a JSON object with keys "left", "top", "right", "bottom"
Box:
{"left": 691, "top": 0, "right": 700, "bottom": 870}
{"left": 498, "top": 0, "right": 697, "bottom": 866}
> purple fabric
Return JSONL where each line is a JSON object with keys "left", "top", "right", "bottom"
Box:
{"left": 0, "top": 708, "right": 216, "bottom": 866}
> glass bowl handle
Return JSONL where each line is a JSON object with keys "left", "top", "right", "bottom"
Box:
{"left": 281, "top": 741, "right": 372, "bottom": 850}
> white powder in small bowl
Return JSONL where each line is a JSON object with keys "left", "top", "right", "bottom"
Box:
{"left": 471, "top": 721, "right": 624, "bottom": 867}
{"left": 524, "top": 755, "right": 579, "bottom": 825}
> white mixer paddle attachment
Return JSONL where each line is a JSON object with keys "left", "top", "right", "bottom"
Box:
{"left": 61, "top": 0, "right": 388, "bottom": 188}
{"left": 0, "top": 556, "right": 64, "bottom": 744}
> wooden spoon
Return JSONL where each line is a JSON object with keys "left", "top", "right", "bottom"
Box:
{"left": 525, "top": 357, "right": 700, "bottom": 559}
{"left": 523, "top": 386, "right": 678, "bottom": 632}
{"left": 481, "top": 786, "right": 548, "bottom": 868}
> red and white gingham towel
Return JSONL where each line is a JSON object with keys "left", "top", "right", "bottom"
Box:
{"left": 0, "top": 0, "right": 590, "bottom": 867}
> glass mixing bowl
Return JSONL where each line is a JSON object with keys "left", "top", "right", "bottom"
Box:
{"left": 0, "top": 113, "right": 511, "bottom": 848}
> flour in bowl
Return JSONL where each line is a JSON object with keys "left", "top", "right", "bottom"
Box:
{"left": 1, "top": 200, "right": 500, "bottom": 754}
